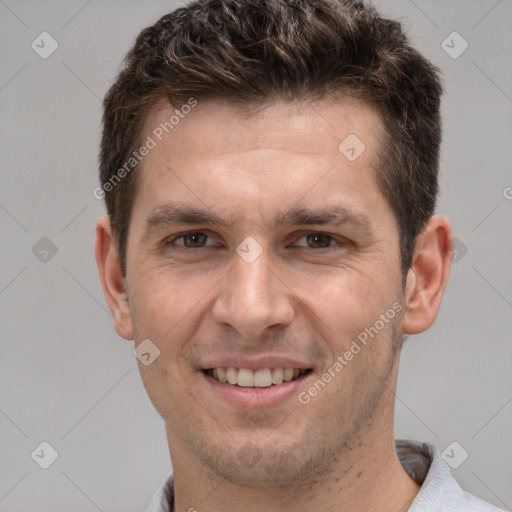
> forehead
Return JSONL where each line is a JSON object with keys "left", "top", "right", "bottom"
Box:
{"left": 141, "top": 97, "right": 384, "bottom": 164}
{"left": 131, "top": 97, "right": 390, "bottom": 235}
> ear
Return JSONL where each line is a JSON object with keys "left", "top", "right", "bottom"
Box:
{"left": 95, "top": 216, "right": 133, "bottom": 340}
{"left": 401, "top": 214, "right": 452, "bottom": 335}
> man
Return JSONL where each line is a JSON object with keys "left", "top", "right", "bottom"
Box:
{"left": 94, "top": 1, "right": 505, "bottom": 511}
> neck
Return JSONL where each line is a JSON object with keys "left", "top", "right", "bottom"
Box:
{"left": 169, "top": 420, "right": 420, "bottom": 512}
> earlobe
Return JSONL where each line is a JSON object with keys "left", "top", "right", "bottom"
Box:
{"left": 95, "top": 216, "right": 134, "bottom": 340}
{"left": 401, "top": 215, "right": 452, "bottom": 335}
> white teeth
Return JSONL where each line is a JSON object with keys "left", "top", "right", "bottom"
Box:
{"left": 253, "top": 368, "right": 272, "bottom": 387}
{"left": 209, "top": 367, "right": 307, "bottom": 387}
{"left": 217, "top": 367, "right": 227, "bottom": 383}
{"left": 271, "top": 367, "right": 284, "bottom": 385}
{"left": 226, "top": 367, "right": 238, "bottom": 385}
{"left": 283, "top": 368, "right": 294, "bottom": 382}
{"left": 237, "top": 368, "right": 254, "bottom": 387}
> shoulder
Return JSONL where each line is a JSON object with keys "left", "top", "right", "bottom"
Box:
{"left": 143, "top": 473, "right": 174, "bottom": 512}
{"left": 444, "top": 488, "right": 507, "bottom": 512}
{"left": 396, "top": 440, "right": 507, "bottom": 512}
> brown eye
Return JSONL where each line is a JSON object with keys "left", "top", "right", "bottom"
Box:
{"left": 306, "top": 233, "right": 333, "bottom": 248}
{"left": 167, "top": 232, "right": 216, "bottom": 248}
{"left": 294, "top": 232, "right": 340, "bottom": 249}
{"left": 182, "top": 233, "right": 207, "bottom": 247}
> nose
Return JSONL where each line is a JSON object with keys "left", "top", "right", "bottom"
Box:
{"left": 211, "top": 247, "right": 295, "bottom": 340}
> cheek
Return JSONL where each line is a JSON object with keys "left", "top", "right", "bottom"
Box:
{"left": 298, "top": 264, "right": 390, "bottom": 331}
{"left": 298, "top": 266, "right": 402, "bottom": 389}
{"left": 130, "top": 272, "right": 205, "bottom": 417}
{"left": 130, "top": 266, "right": 219, "bottom": 362}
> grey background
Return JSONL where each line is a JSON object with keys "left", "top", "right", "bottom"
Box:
{"left": 0, "top": 0, "right": 511, "bottom": 510}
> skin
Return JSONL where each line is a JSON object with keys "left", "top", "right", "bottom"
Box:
{"left": 96, "top": 97, "right": 452, "bottom": 512}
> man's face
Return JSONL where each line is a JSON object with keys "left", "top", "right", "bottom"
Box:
{"left": 124, "top": 98, "right": 405, "bottom": 485}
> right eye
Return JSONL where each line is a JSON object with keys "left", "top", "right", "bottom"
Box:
{"left": 164, "top": 231, "right": 221, "bottom": 249}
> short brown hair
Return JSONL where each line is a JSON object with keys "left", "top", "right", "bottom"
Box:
{"left": 99, "top": 0, "right": 443, "bottom": 279}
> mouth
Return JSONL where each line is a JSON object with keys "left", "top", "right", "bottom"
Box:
{"left": 203, "top": 367, "right": 312, "bottom": 388}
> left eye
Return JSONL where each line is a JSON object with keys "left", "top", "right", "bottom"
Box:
{"left": 292, "top": 233, "right": 340, "bottom": 249}
{"left": 168, "top": 232, "right": 218, "bottom": 248}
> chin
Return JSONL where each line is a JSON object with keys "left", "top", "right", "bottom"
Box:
{"left": 191, "top": 433, "right": 338, "bottom": 488}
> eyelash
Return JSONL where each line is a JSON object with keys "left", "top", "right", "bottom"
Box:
{"left": 163, "top": 231, "right": 347, "bottom": 251}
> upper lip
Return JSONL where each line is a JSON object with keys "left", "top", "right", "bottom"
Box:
{"left": 200, "top": 355, "right": 313, "bottom": 371}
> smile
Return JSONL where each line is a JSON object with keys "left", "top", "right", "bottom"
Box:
{"left": 204, "top": 367, "right": 311, "bottom": 388}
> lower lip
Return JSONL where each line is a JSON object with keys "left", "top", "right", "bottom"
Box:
{"left": 202, "top": 372, "right": 311, "bottom": 408}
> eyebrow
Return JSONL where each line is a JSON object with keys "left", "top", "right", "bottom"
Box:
{"left": 142, "top": 203, "right": 374, "bottom": 242}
